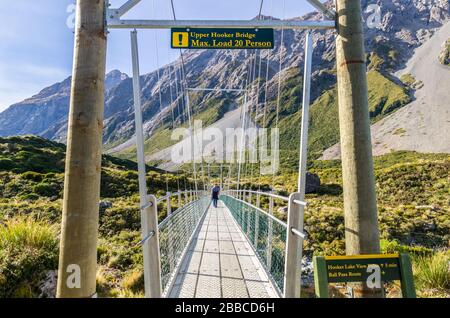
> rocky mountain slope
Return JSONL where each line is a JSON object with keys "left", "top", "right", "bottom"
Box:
{"left": 0, "top": 0, "right": 449, "bottom": 162}
{"left": 322, "top": 20, "right": 450, "bottom": 159}
{"left": 0, "top": 70, "right": 129, "bottom": 143}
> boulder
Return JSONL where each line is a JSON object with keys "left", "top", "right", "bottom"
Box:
{"left": 99, "top": 200, "right": 113, "bottom": 209}
{"left": 277, "top": 206, "right": 288, "bottom": 214}
{"left": 305, "top": 172, "right": 321, "bottom": 194}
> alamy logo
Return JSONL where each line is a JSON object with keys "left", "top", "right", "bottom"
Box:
{"left": 365, "top": 4, "right": 382, "bottom": 29}
{"left": 170, "top": 120, "right": 279, "bottom": 175}
{"left": 366, "top": 264, "right": 381, "bottom": 289}
{"left": 66, "top": 264, "right": 81, "bottom": 289}
{"left": 66, "top": 4, "right": 76, "bottom": 29}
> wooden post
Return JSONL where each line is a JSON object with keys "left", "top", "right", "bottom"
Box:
{"left": 336, "top": 0, "right": 381, "bottom": 297}
{"left": 56, "top": 0, "right": 107, "bottom": 298}
{"left": 313, "top": 256, "right": 329, "bottom": 298}
{"left": 399, "top": 253, "right": 416, "bottom": 298}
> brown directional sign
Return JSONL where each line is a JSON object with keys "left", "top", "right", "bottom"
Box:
{"left": 171, "top": 28, "right": 274, "bottom": 49}
{"left": 313, "top": 253, "right": 416, "bottom": 298}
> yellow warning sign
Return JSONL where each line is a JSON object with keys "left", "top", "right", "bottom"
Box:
{"left": 171, "top": 28, "right": 274, "bottom": 49}
{"left": 172, "top": 32, "right": 189, "bottom": 48}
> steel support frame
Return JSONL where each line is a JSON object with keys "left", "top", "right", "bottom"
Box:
{"left": 119, "top": 0, "right": 333, "bottom": 299}
{"left": 106, "top": 0, "right": 336, "bottom": 30}
{"left": 283, "top": 31, "right": 313, "bottom": 298}
{"left": 108, "top": 19, "right": 336, "bottom": 29}
{"left": 131, "top": 30, "right": 162, "bottom": 298}
{"left": 305, "top": 0, "right": 336, "bottom": 20}
{"left": 166, "top": 192, "right": 175, "bottom": 273}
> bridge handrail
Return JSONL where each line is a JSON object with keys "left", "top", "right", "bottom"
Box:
{"left": 158, "top": 196, "right": 210, "bottom": 295}
{"left": 224, "top": 189, "right": 289, "bottom": 202}
{"left": 222, "top": 192, "right": 287, "bottom": 228}
{"left": 158, "top": 197, "right": 201, "bottom": 229}
{"left": 220, "top": 194, "right": 287, "bottom": 295}
{"left": 153, "top": 190, "right": 206, "bottom": 203}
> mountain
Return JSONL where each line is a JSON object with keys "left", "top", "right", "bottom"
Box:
{"left": 0, "top": 0, "right": 449, "bottom": 164}
{"left": 322, "top": 20, "right": 450, "bottom": 159}
{"left": 112, "top": 0, "right": 450, "bottom": 167}
{"left": 0, "top": 70, "right": 129, "bottom": 143}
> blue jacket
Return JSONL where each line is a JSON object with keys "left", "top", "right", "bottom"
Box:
{"left": 211, "top": 186, "right": 220, "bottom": 199}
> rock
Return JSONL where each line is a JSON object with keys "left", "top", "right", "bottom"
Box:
{"left": 301, "top": 258, "right": 315, "bottom": 294}
{"left": 415, "top": 205, "right": 438, "bottom": 211}
{"left": 277, "top": 206, "right": 288, "bottom": 214}
{"left": 38, "top": 270, "right": 57, "bottom": 298}
{"left": 99, "top": 200, "right": 113, "bottom": 209}
{"left": 305, "top": 172, "right": 321, "bottom": 194}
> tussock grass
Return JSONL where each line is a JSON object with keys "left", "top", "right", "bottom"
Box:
{"left": 413, "top": 251, "right": 450, "bottom": 291}
{"left": 0, "top": 216, "right": 57, "bottom": 250}
{"left": 0, "top": 216, "right": 59, "bottom": 297}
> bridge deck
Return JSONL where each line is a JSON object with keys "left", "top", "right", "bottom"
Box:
{"left": 168, "top": 200, "right": 279, "bottom": 298}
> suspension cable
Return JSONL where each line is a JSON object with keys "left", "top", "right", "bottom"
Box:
{"left": 151, "top": 0, "right": 170, "bottom": 193}
{"left": 169, "top": 0, "right": 199, "bottom": 194}
{"left": 247, "top": 0, "right": 265, "bottom": 194}
{"left": 275, "top": 0, "right": 286, "bottom": 129}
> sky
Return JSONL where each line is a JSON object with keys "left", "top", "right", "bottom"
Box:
{"left": 0, "top": 0, "right": 313, "bottom": 112}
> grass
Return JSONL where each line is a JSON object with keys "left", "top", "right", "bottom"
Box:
{"left": 242, "top": 151, "right": 450, "bottom": 255}
{"left": 413, "top": 251, "right": 450, "bottom": 293}
{"left": 368, "top": 52, "right": 385, "bottom": 70}
{"left": 367, "top": 70, "right": 411, "bottom": 119}
{"left": 439, "top": 38, "right": 450, "bottom": 66}
{"left": 400, "top": 73, "right": 416, "bottom": 86}
{"left": 0, "top": 216, "right": 59, "bottom": 297}
{"left": 275, "top": 70, "right": 412, "bottom": 166}
{"left": 0, "top": 216, "right": 58, "bottom": 251}
{"left": 400, "top": 73, "right": 424, "bottom": 90}
{"left": 393, "top": 128, "right": 407, "bottom": 137}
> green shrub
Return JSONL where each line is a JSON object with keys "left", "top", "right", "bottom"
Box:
{"left": 0, "top": 217, "right": 59, "bottom": 297}
{"left": 121, "top": 269, "right": 144, "bottom": 293}
{"left": 380, "top": 239, "right": 433, "bottom": 257}
{"left": 32, "top": 183, "right": 58, "bottom": 197}
{"left": 0, "top": 158, "right": 14, "bottom": 170}
{"left": 22, "top": 171, "right": 43, "bottom": 182}
{"left": 413, "top": 251, "right": 450, "bottom": 291}
{"left": 19, "top": 193, "right": 40, "bottom": 201}
{"left": 438, "top": 39, "right": 450, "bottom": 66}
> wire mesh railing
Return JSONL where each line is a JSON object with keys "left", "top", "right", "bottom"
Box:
{"left": 220, "top": 192, "right": 288, "bottom": 294}
{"left": 158, "top": 193, "right": 210, "bottom": 295}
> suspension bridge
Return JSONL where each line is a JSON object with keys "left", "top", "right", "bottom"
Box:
{"left": 153, "top": 188, "right": 300, "bottom": 298}
{"left": 57, "top": 0, "right": 384, "bottom": 299}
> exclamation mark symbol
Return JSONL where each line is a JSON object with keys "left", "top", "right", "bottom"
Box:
{"left": 178, "top": 34, "right": 183, "bottom": 46}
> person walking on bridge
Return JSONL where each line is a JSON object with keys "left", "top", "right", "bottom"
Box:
{"left": 211, "top": 184, "right": 220, "bottom": 208}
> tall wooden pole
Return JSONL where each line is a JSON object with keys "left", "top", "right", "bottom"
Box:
{"left": 57, "top": 0, "right": 107, "bottom": 298}
{"left": 335, "top": 0, "right": 381, "bottom": 297}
